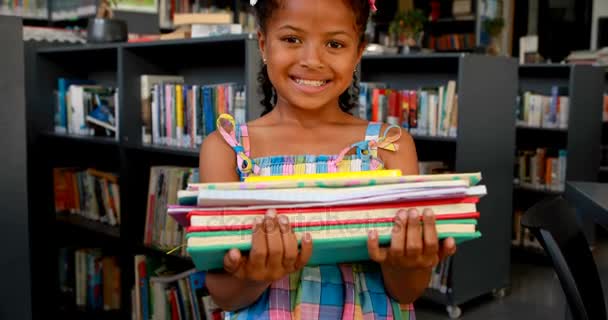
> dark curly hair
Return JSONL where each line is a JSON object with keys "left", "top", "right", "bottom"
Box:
{"left": 253, "top": 0, "right": 371, "bottom": 116}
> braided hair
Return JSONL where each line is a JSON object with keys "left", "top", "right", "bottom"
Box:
{"left": 252, "top": 0, "right": 371, "bottom": 116}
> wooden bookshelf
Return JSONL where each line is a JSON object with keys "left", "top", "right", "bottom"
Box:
{"left": 56, "top": 213, "right": 121, "bottom": 238}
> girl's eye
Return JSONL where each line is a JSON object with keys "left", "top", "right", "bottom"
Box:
{"left": 327, "top": 41, "right": 344, "bottom": 49}
{"left": 283, "top": 36, "right": 301, "bottom": 44}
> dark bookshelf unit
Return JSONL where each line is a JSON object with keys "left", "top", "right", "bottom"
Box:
{"left": 601, "top": 71, "right": 608, "bottom": 183}
{"left": 26, "top": 35, "right": 261, "bottom": 320}
{"left": 26, "top": 36, "right": 518, "bottom": 319}
{"left": 512, "top": 64, "right": 604, "bottom": 254}
{"left": 360, "top": 53, "right": 518, "bottom": 318}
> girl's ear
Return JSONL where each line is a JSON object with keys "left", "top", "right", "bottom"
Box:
{"left": 258, "top": 29, "right": 267, "bottom": 61}
{"left": 356, "top": 40, "right": 367, "bottom": 65}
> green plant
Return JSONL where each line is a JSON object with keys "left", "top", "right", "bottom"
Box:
{"left": 97, "top": 0, "right": 120, "bottom": 19}
{"left": 388, "top": 9, "right": 427, "bottom": 39}
{"left": 483, "top": 17, "right": 505, "bottom": 38}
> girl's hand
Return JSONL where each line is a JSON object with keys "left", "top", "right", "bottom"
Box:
{"left": 367, "top": 208, "right": 457, "bottom": 272}
{"left": 222, "top": 209, "right": 313, "bottom": 282}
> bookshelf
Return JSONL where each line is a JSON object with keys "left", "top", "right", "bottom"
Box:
{"left": 0, "top": 16, "right": 33, "bottom": 320}
{"left": 360, "top": 53, "right": 518, "bottom": 317}
{"left": 512, "top": 64, "right": 604, "bottom": 254}
{"left": 25, "top": 36, "right": 518, "bottom": 319}
{"left": 601, "top": 71, "right": 608, "bottom": 183}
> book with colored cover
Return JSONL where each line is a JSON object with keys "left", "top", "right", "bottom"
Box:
{"left": 168, "top": 172, "right": 486, "bottom": 270}
{"left": 186, "top": 197, "right": 480, "bottom": 232}
{"left": 186, "top": 220, "right": 481, "bottom": 271}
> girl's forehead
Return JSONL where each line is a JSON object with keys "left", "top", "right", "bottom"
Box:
{"left": 269, "top": 0, "right": 359, "bottom": 31}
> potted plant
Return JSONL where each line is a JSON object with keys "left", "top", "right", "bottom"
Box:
{"left": 388, "top": 9, "right": 427, "bottom": 52}
{"left": 483, "top": 17, "right": 504, "bottom": 55}
{"left": 87, "top": 0, "right": 128, "bottom": 43}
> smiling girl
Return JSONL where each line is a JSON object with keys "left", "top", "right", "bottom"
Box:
{"left": 198, "top": 0, "right": 457, "bottom": 318}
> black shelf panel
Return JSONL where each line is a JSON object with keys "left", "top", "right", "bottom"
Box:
{"left": 41, "top": 131, "right": 120, "bottom": 146}
{"left": 362, "top": 52, "right": 465, "bottom": 61}
{"left": 56, "top": 213, "right": 121, "bottom": 239}
{"left": 513, "top": 184, "right": 564, "bottom": 195}
{"left": 125, "top": 143, "right": 199, "bottom": 158}
{"left": 57, "top": 307, "right": 125, "bottom": 320}
{"left": 423, "top": 288, "right": 450, "bottom": 306}
{"left": 600, "top": 166, "right": 608, "bottom": 173}
{"left": 38, "top": 43, "right": 119, "bottom": 54}
{"left": 515, "top": 124, "right": 568, "bottom": 132}
{"left": 123, "top": 33, "right": 255, "bottom": 49}
{"left": 412, "top": 135, "right": 458, "bottom": 143}
{"left": 137, "top": 244, "right": 194, "bottom": 264}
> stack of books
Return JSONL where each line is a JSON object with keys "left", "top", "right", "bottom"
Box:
{"left": 167, "top": 171, "right": 487, "bottom": 271}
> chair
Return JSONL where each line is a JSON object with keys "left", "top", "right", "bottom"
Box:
{"left": 520, "top": 195, "right": 607, "bottom": 320}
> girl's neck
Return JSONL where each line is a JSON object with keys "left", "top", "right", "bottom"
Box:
{"left": 271, "top": 98, "right": 350, "bottom": 128}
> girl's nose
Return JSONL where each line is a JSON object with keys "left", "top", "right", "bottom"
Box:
{"left": 299, "top": 42, "right": 325, "bottom": 70}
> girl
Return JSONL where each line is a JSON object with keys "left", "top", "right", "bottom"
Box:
{"left": 199, "top": 0, "right": 457, "bottom": 318}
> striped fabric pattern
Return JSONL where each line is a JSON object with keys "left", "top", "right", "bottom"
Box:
{"left": 218, "top": 118, "right": 415, "bottom": 320}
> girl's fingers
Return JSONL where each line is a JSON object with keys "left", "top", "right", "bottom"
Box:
{"left": 264, "top": 210, "right": 283, "bottom": 271}
{"left": 279, "top": 215, "right": 298, "bottom": 272}
{"left": 367, "top": 229, "right": 387, "bottom": 262}
{"left": 248, "top": 216, "right": 268, "bottom": 272}
{"left": 223, "top": 248, "right": 245, "bottom": 276}
{"left": 422, "top": 208, "right": 439, "bottom": 256}
{"left": 405, "top": 209, "right": 423, "bottom": 257}
{"left": 295, "top": 232, "right": 313, "bottom": 269}
{"left": 389, "top": 210, "right": 407, "bottom": 260}
{"left": 439, "top": 237, "right": 457, "bottom": 260}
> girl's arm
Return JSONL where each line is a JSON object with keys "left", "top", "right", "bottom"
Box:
{"left": 198, "top": 131, "right": 313, "bottom": 311}
{"left": 374, "top": 126, "right": 457, "bottom": 304}
{"left": 198, "top": 132, "right": 271, "bottom": 311}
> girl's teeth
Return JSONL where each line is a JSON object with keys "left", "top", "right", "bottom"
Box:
{"left": 295, "top": 78, "right": 326, "bottom": 87}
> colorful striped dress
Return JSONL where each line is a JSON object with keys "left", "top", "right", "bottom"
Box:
{"left": 216, "top": 114, "right": 416, "bottom": 320}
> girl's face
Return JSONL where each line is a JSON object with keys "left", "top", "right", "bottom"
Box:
{"left": 258, "top": 0, "right": 364, "bottom": 113}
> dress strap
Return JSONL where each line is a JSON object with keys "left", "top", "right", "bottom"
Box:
{"left": 216, "top": 113, "right": 260, "bottom": 176}
{"left": 330, "top": 123, "right": 402, "bottom": 169}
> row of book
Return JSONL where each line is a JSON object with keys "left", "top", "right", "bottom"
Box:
{"left": 140, "top": 74, "right": 246, "bottom": 148}
{"left": 58, "top": 248, "right": 121, "bottom": 311}
{"left": 171, "top": 172, "right": 484, "bottom": 271}
{"left": 2, "top": 0, "right": 96, "bottom": 21}
{"left": 132, "top": 255, "right": 221, "bottom": 320}
{"left": 512, "top": 210, "right": 543, "bottom": 250}
{"left": 515, "top": 87, "right": 569, "bottom": 129}
{"left": 144, "top": 166, "right": 198, "bottom": 255}
{"left": 513, "top": 148, "right": 567, "bottom": 192}
{"left": 358, "top": 81, "right": 458, "bottom": 138}
{"left": 53, "top": 168, "right": 121, "bottom": 226}
{"left": 0, "top": 0, "right": 48, "bottom": 19}
{"left": 54, "top": 78, "right": 119, "bottom": 140}
{"left": 428, "top": 256, "right": 452, "bottom": 294}
{"left": 427, "top": 33, "right": 476, "bottom": 52}
{"left": 158, "top": 0, "right": 256, "bottom": 34}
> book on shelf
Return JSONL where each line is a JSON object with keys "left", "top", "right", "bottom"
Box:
{"left": 167, "top": 171, "right": 486, "bottom": 271}
{"left": 132, "top": 255, "right": 221, "bottom": 320}
{"left": 54, "top": 78, "right": 119, "bottom": 140}
{"left": 0, "top": 0, "right": 48, "bottom": 19}
{"left": 53, "top": 167, "right": 121, "bottom": 226}
{"left": 144, "top": 166, "right": 199, "bottom": 256}
{"left": 428, "top": 256, "right": 452, "bottom": 294}
{"left": 511, "top": 210, "right": 543, "bottom": 251}
{"left": 142, "top": 79, "right": 246, "bottom": 149}
{"left": 427, "top": 33, "right": 476, "bottom": 51}
{"left": 516, "top": 86, "right": 569, "bottom": 129}
{"left": 58, "top": 247, "right": 121, "bottom": 311}
{"left": 359, "top": 80, "right": 458, "bottom": 138}
{"left": 513, "top": 148, "right": 567, "bottom": 192}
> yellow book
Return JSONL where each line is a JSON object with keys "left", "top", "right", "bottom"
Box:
{"left": 244, "top": 170, "right": 402, "bottom": 182}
